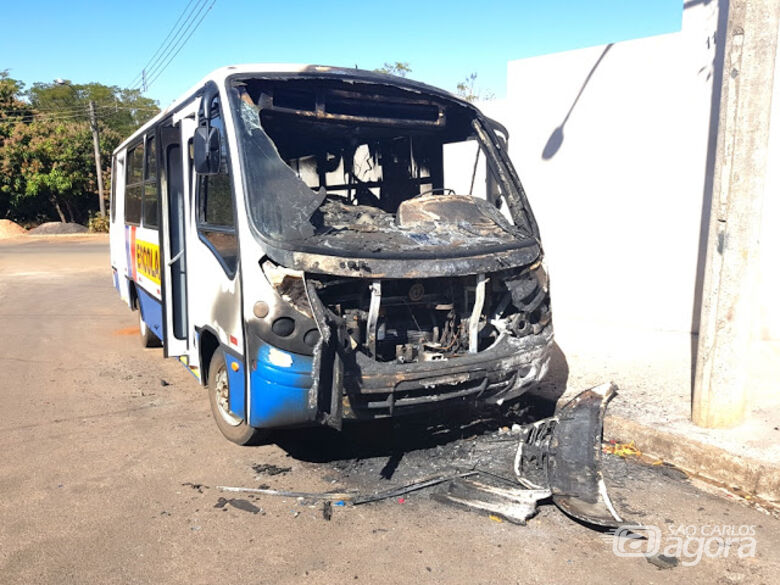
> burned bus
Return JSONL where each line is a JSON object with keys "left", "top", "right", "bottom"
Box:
{"left": 110, "top": 65, "right": 553, "bottom": 445}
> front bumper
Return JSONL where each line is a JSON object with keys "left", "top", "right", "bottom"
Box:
{"left": 341, "top": 324, "right": 553, "bottom": 418}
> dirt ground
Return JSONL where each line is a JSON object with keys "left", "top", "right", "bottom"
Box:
{"left": 0, "top": 219, "right": 27, "bottom": 238}
{"left": 1, "top": 236, "right": 778, "bottom": 585}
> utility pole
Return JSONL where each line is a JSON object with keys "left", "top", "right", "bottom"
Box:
{"left": 693, "top": 0, "right": 780, "bottom": 427}
{"left": 87, "top": 100, "right": 106, "bottom": 218}
{"left": 55, "top": 79, "right": 107, "bottom": 219}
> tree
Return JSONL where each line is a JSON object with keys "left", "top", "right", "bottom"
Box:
{"left": 456, "top": 73, "right": 495, "bottom": 103}
{"left": 0, "top": 75, "right": 153, "bottom": 224}
{"left": 374, "top": 62, "right": 412, "bottom": 78}
{"left": 1, "top": 118, "right": 121, "bottom": 223}
{"left": 28, "top": 81, "right": 159, "bottom": 140}
{"left": 0, "top": 72, "right": 34, "bottom": 219}
{"left": 1, "top": 71, "right": 33, "bottom": 141}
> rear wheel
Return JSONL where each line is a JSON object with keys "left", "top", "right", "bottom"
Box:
{"left": 208, "top": 348, "right": 267, "bottom": 445}
{"left": 138, "top": 303, "right": 161, "bottom": 348}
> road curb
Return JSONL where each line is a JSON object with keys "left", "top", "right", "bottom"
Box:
{"left": 24, "top": 233, "right": 107, "bottom": 238}
{"left": 604, "top": 414, "right": 780, "bottom": 503}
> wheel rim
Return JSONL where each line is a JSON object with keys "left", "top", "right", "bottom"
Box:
{"left": 139, "top": 312, "right": 147, "bottom": 335}
{"left": 214, "top": 365, "right": 242, "bottom": 426}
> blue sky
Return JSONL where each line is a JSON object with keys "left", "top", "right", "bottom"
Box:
{"left": 2, "top": 0, "right": 682, "bottom": 107}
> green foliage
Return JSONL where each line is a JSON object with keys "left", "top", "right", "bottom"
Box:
{"left": 456, "top": 73, "right": 495, "bottom": 103}
{"left": 1, "top": 71, "right": 32, "bottom": 143}
{"left": 374, "top": 62, "right": 412, "bottom": 78}
{"left": 87, "top": 210, "right": 110, "bottom": 233}
{"left": 0, "top": 72, "right": 158, "bottom": 224}
{"left": 371, "top": 64, "right": 496, "bottom": 103}
{"left": 28, "top": 81, "right": 158, "bottom": 140}
{"left": 1, "top": 117, "right": 121, "bottom": 223}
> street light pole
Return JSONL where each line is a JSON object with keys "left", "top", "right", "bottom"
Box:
{"left": 55, "top": 79, "right": 106, "bottom": 219}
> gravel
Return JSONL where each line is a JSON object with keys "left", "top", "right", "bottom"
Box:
{"left": 28, "top": 221, "right": 88, "bottom": 235}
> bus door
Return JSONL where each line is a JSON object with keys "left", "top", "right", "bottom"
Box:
{"left": 160, "top": 119, "right": 190, "bottom": 357}
{"left": 109, "top": 151, "right": 129, "bottom": 302}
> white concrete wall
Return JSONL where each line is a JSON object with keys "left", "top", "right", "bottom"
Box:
{"left": 497, "top": 3, "right": 727, "bottom": 336}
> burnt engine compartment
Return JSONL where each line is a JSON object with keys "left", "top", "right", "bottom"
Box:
{"left": 308, "top": 266, "right": 551, "bottom": 365}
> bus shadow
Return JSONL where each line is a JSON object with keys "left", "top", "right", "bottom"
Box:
{"left": 273, "top": 342, "right": 569, "bottom": 465}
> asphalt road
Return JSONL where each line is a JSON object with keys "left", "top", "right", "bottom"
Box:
{"left": 0, "top": 236, "right": 778, "bottom": 585}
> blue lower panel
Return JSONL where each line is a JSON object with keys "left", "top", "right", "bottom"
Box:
{"left": 137, "top": 287, "right": 163, "bottom": 341}
{"left": 224, "top": 353, "right": 246, "bottom": 420}
{"left": 249, "top": 342, "right": 315, "bottom": 428}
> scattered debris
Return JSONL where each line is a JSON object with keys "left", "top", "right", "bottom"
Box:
{"left": 212, "top": 385, "right": 627, "bottom": 531}
{"left": 252, "top": 463, "right": 292, "bottom": 476}
{"left": 205, "top": 384, "right": 642, "bottom": 534}
{"left": 218, "top": 471, "right": 477, "bottom": 505}
{"left": 214, "top": 497, "right": 263, "bottom": 515}
{"left": 604, "top": 440, "right": 641, "bottom": 458}
{"left": 160, "top": 379, "right": 170, "bottom": 387}
{"left": 645, "top": 553, "right": 679, "bottom": 570}
{"left": 182, "top": 482, "right": 208, "bottom": 494}
{"left": 514, "top": 383, "right": 625, "bottom": 528}
{"left": 217, "top": 485, "right": 356, "bottom": 501}
{"left": 656, "top": 463, "right": 688, "bottom": 481}
{"left": 434, "top": 477, "right": 550, "bottom": 524}
{"left": 352, "top": 472, "right": 478, "bottom": 505}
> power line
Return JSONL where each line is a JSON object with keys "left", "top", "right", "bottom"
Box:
{"left": 127, "top": 0, "right": 201, "bottom": 90}
{"left": 128, "top": 0, "right": 215, "bottom": 93}
{"left": 1, "top": 112, "right": 86, "bottom": 123}
{"left": 1, "top": 105, "right": 159, "bottom": 124}
{"left": 3, "top": 104, "right": 87, "bottom": 116}
{"left": 143, "top": 0, "right": 216, "bottom": 91}
{"left": 4, "top": 101, "right": 159, "bottom": 116}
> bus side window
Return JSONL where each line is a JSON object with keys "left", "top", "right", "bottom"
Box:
{"left": 197, "top": 98, "right": 238, "bottom": 275}
{"left": 125, "top": 143, "right": 144, "bottom": 225}
{"left": 142, "top": 135, "right": 159, "bottom": 228}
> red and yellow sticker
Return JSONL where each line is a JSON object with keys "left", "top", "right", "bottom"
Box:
{"left": 135, "top": 239, "right": 160, "bottom": 285}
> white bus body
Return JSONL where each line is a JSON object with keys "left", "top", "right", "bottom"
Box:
{"left": 110, "top": 65, "right": 553, "bottom": 444}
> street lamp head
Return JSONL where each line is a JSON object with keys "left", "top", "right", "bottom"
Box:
{"left": 55, "top": 79, "right": 79, "bottom": 98}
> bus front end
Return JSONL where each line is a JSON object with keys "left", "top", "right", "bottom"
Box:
{"left": 226, "top": 67, "right": 553, "bottom": 429}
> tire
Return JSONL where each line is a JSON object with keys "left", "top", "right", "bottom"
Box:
{"left": 207, "top": 348, "right": 268, "bottom": 445}
{"left": 138, "top": 303, "right": 161, "bottom": 348}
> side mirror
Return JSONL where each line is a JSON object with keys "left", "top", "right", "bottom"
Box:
{"left": 193, "top": 126, "right": 221, "bottom": 175}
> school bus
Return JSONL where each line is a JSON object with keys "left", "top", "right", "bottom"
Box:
{"left": 110, "top": 65, "right": 553, "bottom": 445}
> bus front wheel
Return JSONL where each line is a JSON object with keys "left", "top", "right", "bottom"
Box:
{"left": 208, "top": 348, "right": 268, "bottom": 445}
